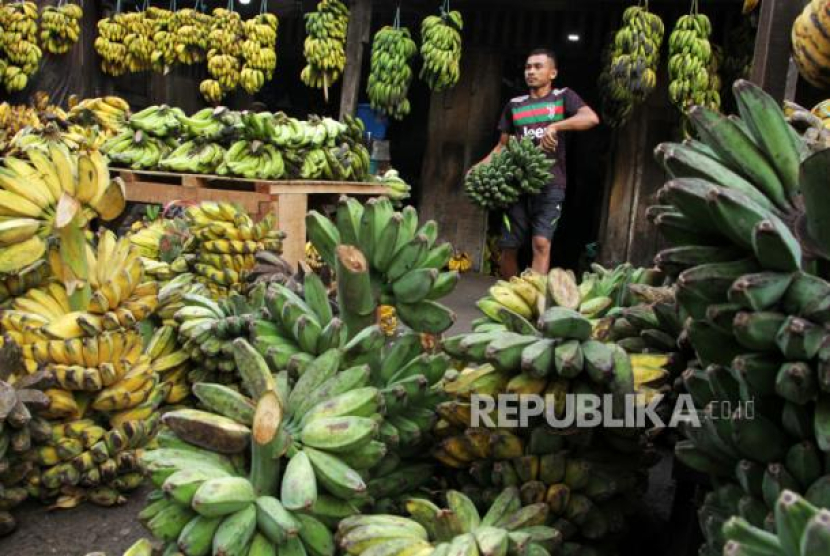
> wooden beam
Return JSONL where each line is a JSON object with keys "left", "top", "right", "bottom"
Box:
{"left": 339, "top": 0, "right": 373, "bottom": 119}
{"left": 750, "top": 0, "right": 807, "bottom": 101}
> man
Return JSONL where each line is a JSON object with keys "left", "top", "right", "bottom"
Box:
{"left": 476, "top": 48, "right": 599, "bottom": 277}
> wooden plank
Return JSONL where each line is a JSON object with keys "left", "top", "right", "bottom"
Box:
{"left": 125, "top": 181, "right": 271, "bottom": 217}
{"left": 750, "top": 0, "right": 807, "bottom": 101}
{"left": 339, "top": 0, "right": 373, "bottom": 119}
{"left": 276, "top": 194, "right": 309, "bottom": 269}
{"left": 266, "top": 183, "right": 390, "bottom": 194}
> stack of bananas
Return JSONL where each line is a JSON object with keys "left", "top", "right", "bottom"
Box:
{"left": 101, "top": 130, "right": 170, "bottom": 170}
{"left": 0, "top": 378, "right": 50, "bottom": 537}
{"left": 419, "top": 8, "right": 463, "bottom": 92}
{"left": 216, "top": 139, "right": 285, "bottom": 179}
{"left": 0, "top": 146, "right": 125, "bottom": 276}
{"left": 647, "top": 79, "right": 830, "bottom": 555}
{"left": 0, "top": 1, "right": 41, "bottom": 92}
{"left": 722, "top": 490, "right": 830, "bottom": 555}
{"left": 599, "top": 5, "right": 664, "bottom": 128}
{"left": 448, "top": 252, "right": 472, "bottom": 273}
{"left": 201, "top": 7, "right": 244, "bottom": 104}
{"left": 342, "top": 113, "right": 372, "bottom": 182}
{"left": 146, "top": 6, "right": 177, "bottom": 72}
{"left": 575, "top": 263, "right": 664, "bottom": 321}
{"left": 4, "top": 121, "right": 90, "bottom": 156}
{"left": 0, "top": 101, "right": 41, "bottom": 153}
{"left": 66, "top": 96, "right": 131, "bottom": 139}
{"left": 306, "top": 195, "right": 460, "bottom": 335}
{"left": 367, "top": 25, "right": 418, "bottom": 120}
{"left": 39, "top": 3, "right": 83, "bottom": 55}
{"left": 122, "top": 11, "right": 155, "bottom": 73}
{"left": 301, "top": 0, "right": 349, "bottom": 91}
{"left": 667, "top": 11, "right": 715, "bottom": 113}
{"left": 185, "top": 202, "right": 281, "bottom": 298}
{"left": 174, "top": 8, "right": 211, "bottom": 66}
{"left": 240, "top": 13, "right": 279, "bottom": 95}
{"left": 179, "top": 105, "right": 242, "bottom": 142}
{"left": 94, "top": 13, "right": 128, "bottom": 76}
{"left": 376, "top": 169, "right": 412, "bottom": 203}
{"left": 134, "top": 339, "right": 392, "bottom": 555}
{"left": 792, "top": 0, "right": 830, "bottom": 90}
{"left": 339, "top": 488, "right": 564, "bottom": 556}
{"left": 464, "top": 137, "right": 552, "bottom": 210}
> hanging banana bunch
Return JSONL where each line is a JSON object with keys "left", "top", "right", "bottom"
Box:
{"left": 367, "top": 15, "right": 418, "bottom": 120}
{"left": 173, "top": 5, "right": 211, "bottom": 66}
{"left": 240, "top": 6, "right": 279, "bottom": 95}
{"left": 39, "top": 2, "right": 83, "bottom": 55}
{"left": 201, "top": 6, "right": 245, "bottom": 104}
{"left": 419, "top": 2, "right": 463, "bottom": 92}
{"left": 0, "top": 1, "right": 42, "bottom": 92}
{"left": 122, "top": 9, "right": 155, "bottom": 73}
{"left": 598, "top": 2, "right": 664, "bottom": 128}
{"left": 146, "top": 5, "right": 177, "bottom": 72}
{"left": 300, "top": 0, "right": 349, "bottom": 97}
{"left": 94, "top": 9, "right": 129, "bottom": 76}
{"left": 667, "top": 2, "right": 714, "bottom": 115}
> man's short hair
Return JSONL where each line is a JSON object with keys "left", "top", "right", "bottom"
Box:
{"left": 527, "top": 48, "right": 557, "bottom": 67}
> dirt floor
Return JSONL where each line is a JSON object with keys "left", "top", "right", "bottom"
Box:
{"left": 0, "top": 272, "right": 694, "bottom": 556}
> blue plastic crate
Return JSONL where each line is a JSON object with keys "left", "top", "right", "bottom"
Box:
{"left": 356, "top": 103, "right": 388, "bottom": 140}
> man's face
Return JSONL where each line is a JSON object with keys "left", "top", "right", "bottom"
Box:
{"left": 525, "top": 54, "right": 556, "bottom": 88}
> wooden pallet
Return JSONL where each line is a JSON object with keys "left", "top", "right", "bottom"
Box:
{"left": 114, "top": 168, "right": 391, "bottom": 268}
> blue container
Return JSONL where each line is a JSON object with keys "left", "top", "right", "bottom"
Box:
{"left": 356, "top": 103, "right": 388, "bottom": 140}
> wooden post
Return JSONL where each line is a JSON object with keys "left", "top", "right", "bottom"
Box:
{"left": 338, "top": 0, "right": 373, "bottom": 119}
{"left": 750, "top": 0, "right": 807, "bottom": 101}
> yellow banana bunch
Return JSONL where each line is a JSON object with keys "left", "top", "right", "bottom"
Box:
{"left": 667, "top": 12, "right": 716, "bottom": 114}
{"left": 420, "top": 9, "right": 463, "bottom": 91}
{"left": 240, "top": 13, "right": 279, "bottom": 95}
{"left": 173, "top": 8, "right": 210, "bottom": 66}
{"left": 448, "top": 252, "right": 473, "bottom": 273}
{"left": 67, "top": 96, "right": 131, "bottom": 136}
{"left": 94, "top": 13, "right": 129, "bottom": 76}
{"left": 0, "top": 1, "right": 41, "bottom": 92}
{"left": 200, "top": 8, "right": 245, "bottom": 103}
{"left": 792, "top": 0, "right": 830, "bottom": 90}
{"left": 301, "top": 0, "right": 349, "bottom": 91}
{"left": 367, "top": 25, "right": 418, "bottom": 120}
{"left": 122, "top": 11, "right": 154, "bottom": 73}
{"left": 39, "top": 3, "right": 83, "bottom": 55}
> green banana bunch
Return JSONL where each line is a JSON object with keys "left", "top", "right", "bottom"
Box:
{"left": 667, "top": 11, "right": 718, "bottom": 116}
{"left": 419, "top": 9, "right": 463, "bottom": 92}
{"left": 648, "top": 79, "right": 830, "bottom": 554}
{"left": 337, "top": 487, "right": 565, "bottom": 556}
{"left": 216, "top": 139, "right": 285, "bottom": 180}
{"left": 376, "top": 169, "right": 412, "bottom": 204}
{"left": 241, "top": 13, "right": 279, "bottom": 95}
{"left": 178, "top": 106, "right": 242, "bottom": 141}
{"left": 306, "top": 195, "right": 459, "bottom": 335}
{"left": 158, "top": 140, "right": 227, "bottom": 174}
{"left": 367, "top": 25, "right": 418, "bottom": 120}
{"left": 128, "top": 104, "right": 185, "bottom": 137}
{"left": 101, "top": 130, "right": 170, "bottom": 170}
{"left": 301, "top": 0, "right": 349, "bottom": 91}
{"left": 598, "top": 4, "right": 664, "bottom": 128}
{"left": 464, "top": 137, "right": 552, "bottom": 210}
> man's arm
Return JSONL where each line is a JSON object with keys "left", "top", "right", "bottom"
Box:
{"left": 541, "top": 106, "right": 599, "bottom": 151}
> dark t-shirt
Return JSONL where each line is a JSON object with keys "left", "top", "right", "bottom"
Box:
{"left": 497, "top": 88, "right": 587, "bottom": 191}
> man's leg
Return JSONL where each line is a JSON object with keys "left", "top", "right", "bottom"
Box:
{"left": 530, "top": 236, "right": 551, "bottom": 274}
{"left": 529, "top": 189, "right": 565, "bottom": 274}
{"left": 498, "top": 200, "right": 528, "bottom": 279}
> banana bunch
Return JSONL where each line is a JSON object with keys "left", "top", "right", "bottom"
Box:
{"left": 4, "top": 121, "right": 88, "bottom": 156}
{"left": 307, "top": 196, "right": 459, "bottom": 335}
{"left": 185, "top": 202, "right": 279, "bottom": 298}
{"left": 175, "top": 8, "right": 211, "bottom": 65}
{"left": 67, "top": 96, "right": 131, "bottom": 137}
{"left": 153, "top": 273, "right": 209, "bottom": 326}
{"left": 338, "top": 488, "right": 564, "bottom": 556}
{"left": 160, "top": 140, "right": 227, "bottom": 174}
{"left": 306, "top": 241, "right": 325, "bottom": 272}
{"left": 0, "top": 259, "right": 50, "bottom": 306}
{"left": 216, "top": 140, "right": 285, "bottom": 180}
{"left": 301, "top": 0, "right": 349, "bottom": 91}
{"left": 367, "top": 25, "right": 418, "bottom": 120}
{"left": 419, "top": 9, "right": 463, "bottom": 92}
{"left": 101, "top": 129, "right": 170, "bottom": 170}
{"left": 146, "top": 6, "right": 178, "bottom": 71}
{"left": 448, "top": 252, "right": 473, "bottom": 273}
{"left": 39, "top": 3, "right": 82, "bottom": 55}
{"left": 141, "top": 325, "right": 191, "bottom": 405}
{"left": 0, "top": 1, "right": 41, "bottom": 92}
{"left": 377, "top": 169, "right": 412, "bottom": 203}
{"left": 127, "top": 217, "right": 194, "bottom": 282}
{"left": 721, "top": 490, "right": 830, "bottom": 556}
{"left": 464, "top": 137, "right": 552, "bottom": 210}
{"left": 179, "top": 106, "right": 242, "bottom": 142}
{"left": 648, "top": 79, "right": 830, "bottom": 554}
{"left": 0, "top": 378, "right": 51, "bottom": 537}
{"left": 241, "top": 13, "right": 279, "bottom": 95}
{"left": 267, "top": 113, "right": 345, "bottom": 148}
{"left": 0, "top": 146, "right": 125, "bottom": 277}
{"left": 135, "top": 341, "right": 390, "bottom": 555}
{"left": 599, "top": 5, "right": 664, "bottom": 127}
{"left": 575, "top": 263, "right": 665, "bottom": 320}
{"left": 667, "top": 11, "right": 715, "bottom": 113}
{"left": 792, "top": 0, "right": 830, "bottom": 90}
{"left": 127, "top": 104, "right": 185, "bottom": 137}
{"left": 122, "top": 11, "right": 155, "bottom": 73}
{"left": 0, "top": 101, "right": 41, "bottom": 152}
{"left": 783, "top": 99, "right": 830, "bottom": 152}
{"left": 200, "top": 7, "right": 245, "bottom": 103}
{"left": 94, "top": 13, "right": 128, "bottom": 76}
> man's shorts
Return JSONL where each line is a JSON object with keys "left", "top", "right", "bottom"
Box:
{"left": 499, "top": 188, "right": 566, "bottom": 249}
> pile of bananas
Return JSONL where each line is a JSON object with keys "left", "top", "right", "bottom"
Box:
{"left": 301, "top": 0, "right": 349, "bottom": 92}
{"left": 419, "top": 8, "right": 463, "bottom": 92}
{"left": 0, "top": 101, "right": 41, "bottom": 150}
{"left": 598, "top": 5, "right": 664, "bottom": 128}
{"left": 375, "top": 169, "right": 412, "bottom": 203}
{"left": 367, "top": 25, "right": 418, "bottom": 120}
{"left": 647, "top": 79, "right": 830, "bottom": 555}
{"left": 185, "top": 202, "right": 282, "bottom": 298}
{"left": 94, "top": 13, "right": 129, "bottom": 76}
{"left": 306, "top": 195, "right": 460, "bottom": 335}
{"left": 0, "top": 1, "right": 42, "bottom": 92}
{"left": 101, "top": 130, "right": 171, "bottom": 170}
{"left": 39, "top": 3, "right": 83, "bottom": 55}
{"left": 448, "top": 252, "right": 472, "bottom": 273}
{"left": 159, "top": 140, "right": 228, "bottom": 174}
{"left": 0, "top": 146, "right": 125, "bottom": 276}
{"left": 66, "top": 96, "right": 131, "bottom": 138}
{"left": 792, "top": 0, "right": 830, "bottom": 90}
{"left": 667, "top": 11, "right": 716, "bottom": 113}
{"left": 216, "top": 139, "right": 285, "bottom": 179}
{"left": 464, "top": 137, "right": 552, "bottom": 210}
{"left": 722, "top": 490, "right": 830, "bottom": 555}
{"left": 339, "top": 488, "right": 563, "bottom": 556}
{"left": 240, "top": 13, "right": 279, "bottom": 95}
{"left": 3, "top": 120, "right": 90, "bottom": 156}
